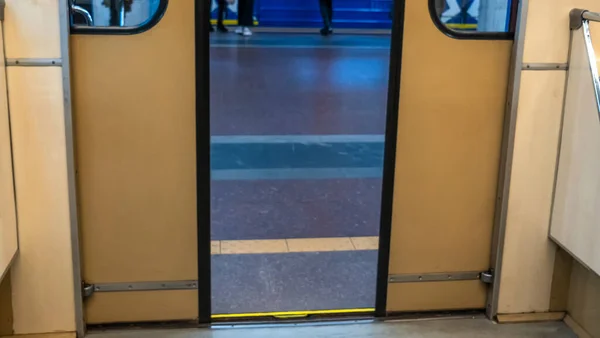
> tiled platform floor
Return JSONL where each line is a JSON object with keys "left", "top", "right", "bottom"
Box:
{"left": 209, "top": 34, "right": 388, "bottom": 315}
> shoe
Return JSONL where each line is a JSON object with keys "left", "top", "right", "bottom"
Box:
{"left": 242, "top": 27, "right": 252, "bottom": 36}
{"left": 235, "top": 26, "right": 243, "bottom": 34}
{"left": 320, "top": 27, "right": 333, "bottom": 36}
{"left": 217, "top": 24, "right": 228, "bottom": 33}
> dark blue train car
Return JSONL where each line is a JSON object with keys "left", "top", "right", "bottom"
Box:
{"left": 210, "top": 0, "right": 394, "bottom": 29}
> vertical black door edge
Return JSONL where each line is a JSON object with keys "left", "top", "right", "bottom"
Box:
{"left": 196, "top": 0, "right": 212, "bottom": 325}
{"left": 375, "top": 0, "right": 406, "bottom": 318}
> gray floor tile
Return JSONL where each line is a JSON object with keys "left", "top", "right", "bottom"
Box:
{"left": 88, "top": 319, "right": 576, "bottom": 338}
{"left": 211, "top": 251, "right": 378, "bottom": 314}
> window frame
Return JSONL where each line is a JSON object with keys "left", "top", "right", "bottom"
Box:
{"left": 428, "top": 0, "right": 518, "bottom": 40}
{"left": 70, "top": 0, "right": 169, "bottom": 35}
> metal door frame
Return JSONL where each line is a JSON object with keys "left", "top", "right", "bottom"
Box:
{"left": 196, "top": 0, "right": 212, "bottom": 325}
{"left": 59, "top": 0, "right": 85, "bottom": 336}
{"left": 196, "top": 0, "right": 407, "bottom": 322}
{"left": 374, "top": 0, "right": 406, "bottom": 318}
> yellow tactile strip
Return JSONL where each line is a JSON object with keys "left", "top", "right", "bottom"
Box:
{"left": 211, "top": 236, "right": 379, "bottom": 255}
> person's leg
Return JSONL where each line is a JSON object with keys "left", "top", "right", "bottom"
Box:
{"left": 319, "top": 0, "right": 330, "bottom": 29}
{"left": 238, "top": 0, "right": 254, "bottom": 35}
{"left": 217, "top": 0, "right": 228, "bottom": 31}
{"left": 236, "top": 0, "right": 244, "bottom": 33}
{"left": 239, "top": 0, "right": 254, "bottom": 26}
{"left": 319, "top": 0, "right": 333, "bottom": 35}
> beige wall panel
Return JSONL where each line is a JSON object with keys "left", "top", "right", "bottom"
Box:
{"left": 498, "top": 71, "right": 565, "bottom": 314}
{"left": 567, "top": 262, "right": 600, "bottom": 338}
{"left": 71, "top": 0, "right": 197, "bottom": 283}
{"left": 549, "top": 248, "right": 573, "bottom": 312}
{"left": 0, "top": 273, "right": 13, "bottom": 336}
{"left": 523, "top": 0, "right": 600, "bottom": 63}
{"left": 388, "top": 0, "right": 511, "bottom": 276}
{"left": 3, "top": 0, "right": 61, "bottom": 59}
{"left": 7, "top": 67, "right": 75, "bottom": 334}
{"left": 85, "top": 291, "right": 198, "bottom": 324}
{"left": 0, "top": 334, "right": 75, "bottom": 338}
{"left": 387, "top": 281, "right": 487, "bottom": 312}
{"left": 0, "top": 24, "right": 17, "bottom": 281}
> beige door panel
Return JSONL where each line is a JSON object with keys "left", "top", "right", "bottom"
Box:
{"left": 70, "top": 0, "right": 198, "bottom": 322}
{"left": 387, "top": 281, "right": 487, "bottom": 312}
{"left": 386, "top": 0, "right": 512, "bottom": 311}
{"left": 85, "top": 290, "right": 198, "bottom": 324}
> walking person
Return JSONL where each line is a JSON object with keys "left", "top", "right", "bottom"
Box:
{"left": 236, "top": 0, "right": 255, "bottom": 36}
{"left": 209, "top": 0, "right": 228, "bottom": 33}
{"left": 319, "top": 0, "right": 333, "bottom": 35}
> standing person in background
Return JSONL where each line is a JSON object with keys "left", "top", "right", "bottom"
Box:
{"left": 236, "top": 0, "right": 255, "bottom": 36}
{"left": 319, "top": 0, "right": 333, "bottom": 36}
{"left": 209, "top": 0, "right": 228, "bottom": 33}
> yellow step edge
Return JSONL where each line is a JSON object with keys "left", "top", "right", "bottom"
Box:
{"left": 210, "top": 19, "right": 259, "bottom": 25}
{"left": 212, "top": 307, "right": 375, "bottom": 319}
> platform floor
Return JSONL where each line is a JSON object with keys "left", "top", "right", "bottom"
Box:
{"left": 209, "top": 33, "right": 385, "bottom": 314}
{"left": 89, "top": 318, "right": 576, "bottom": 338}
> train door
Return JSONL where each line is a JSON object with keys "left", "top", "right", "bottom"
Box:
{"left": 381, "top": 0, "right": 513, "bottom": 313}
{"left": 69, "top": 0, "right": 202, "bottom": 324}
{"left": 67, "top": 0, "right": 516, "bottom": 326}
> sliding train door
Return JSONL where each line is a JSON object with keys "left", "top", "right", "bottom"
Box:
{"left": 383, "top": 0, "right": 513, "bottom": 312}
{"left": 69, "top": 0, "right": 200, "bottom": 323}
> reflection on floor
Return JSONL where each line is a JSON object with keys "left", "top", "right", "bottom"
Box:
{"left": 89, "top": 318, "right": 576, "bottom": 338}
{"left": 210, "top": 34, "right": 390, "bottom": 135}
{"left": 210, "top": 33, "right": 390, "bottom": 314}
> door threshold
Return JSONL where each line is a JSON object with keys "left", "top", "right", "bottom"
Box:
{"left": 211, "top": 308, "right": 375, "bottom": 326}
{"left": 212, "top": 308, "right": 374, "bottom": 320}
{"left": 86, "top": 310, "right": 486, "bottom": 333}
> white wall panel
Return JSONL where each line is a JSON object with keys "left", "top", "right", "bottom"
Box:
{"left": 550, "top": 26, "right": 600, "bottom": 276}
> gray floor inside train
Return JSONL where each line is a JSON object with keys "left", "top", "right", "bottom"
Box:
{"left": 88, "top": 319, "right": 576, "bottom": 338}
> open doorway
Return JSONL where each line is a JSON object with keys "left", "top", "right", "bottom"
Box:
{"left": 206, "top": 0, "right": 395, "bottom": 318}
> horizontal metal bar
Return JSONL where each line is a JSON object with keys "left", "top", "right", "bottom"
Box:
{"left": 571, "top": 9, "right": 600, "bottom": 30}
{"left": 583, "top": 11, "right": 600, "bottom": 23}
{"left": 92, "top": 280, "right": 198, "bottom": 292}
{"left": 522, "top": 63, "right": 568, "bottom": 71}
{"left": 388, "top": 272, "right": 481, "bottom": 283}
{"left": 6, "top": 58, "right": 62, "bottom": 67}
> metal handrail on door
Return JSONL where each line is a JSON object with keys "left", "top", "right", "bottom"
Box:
{"left": 70, "top": 3, "right": 94, "bottom": 26}
{"left": 570, "top": 9, "right": 600, "bottom": 116}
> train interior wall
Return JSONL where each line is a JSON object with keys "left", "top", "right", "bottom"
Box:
{"left": 498, "top": 0, "right": 600, "bottom": 336}
{"left": 0, "top": 0, "right": 77, "bottom": 336}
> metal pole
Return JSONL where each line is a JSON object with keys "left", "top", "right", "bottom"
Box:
{"left": 583, "top": 11, "right": 600, "bottom": 23}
